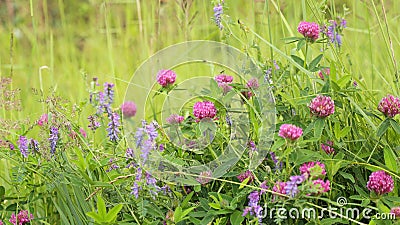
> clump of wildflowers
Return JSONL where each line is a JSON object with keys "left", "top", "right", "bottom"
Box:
{"left": 157, "top": 70, "right": 176, "bottom": 87}
{"left": 106, "top": 112, "right": 120, "bottom": 142}
{"left": 193, "top": 101, "right": 217, "bottom": 120}
{"left": 272, "top": 181, "right": 287, "bottom": 199}
{"left": 366, "top": 170, "right": 394, "bottom": 195}
{"left": 321, "top": 19, "right": 346, "bottom": 47}
{"left": 18, "top": 136, "right": 29, "bottom": 158}
{"left": 321, "top": 140, "right": 335, "bottom": 155}
{"left": 284, "top": 175, "right": 305, "bottom": 197}
{"left": 121, "top": 101, "right": 137, "bottom": 118}
{"left": 297, "top": 21, "right": 320, "bottom": 42}
{"left": 242, "top": 191, "right": 263, "bottom": 222}
{"left": 308, "top": 95, "right": 335, "bottom": 118}
{"left": 278, "top": 124, "right": 303, "bottom": 141}
{"left": 378, "top": 94, "right": 400, "bottom": 118}
{"left": 9, "top": 210, "right": 33, "bottom": 225}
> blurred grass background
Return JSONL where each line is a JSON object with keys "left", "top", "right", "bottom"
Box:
{"left": 0, "top": 0, "right": 399, "bottom": 119}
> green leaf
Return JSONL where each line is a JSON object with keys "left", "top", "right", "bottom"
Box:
{"left": 389, "top": 119, "right": 400, "bottom": 134}
{"left": 209, "top": 203, "right": 221, "bottom": 210}
{"left": 339, "top": 171, "right": 355, "bottom": 183}
{"left": 97, "top": 195, "right": 107, "bottom": 220}
{"left": 230, "top": 211, "right": 245, "bottom": 225}
{"left": 384, "top": 147, "right": 397, "bottom": 172}
{"left": 86, "top": 211, "right": 103, "bottom": 222}
{"left": 314, "top": 118, "right": 325, "bottom": 139}
{"left": 309, "top": 54, "right": 323, "bottom": 70}
{"left": 106, "top": 204, "right": 123, "bottom": 222}
{"left": 291, "top": 55, "right": 305, "bottom": 67}
{"left": 297, "top": 39, "right": 306, "bottom": 51}
{"left": 377, "top": 119, "right": 390, "bottom": 137}
{"left": 271, "top": 138, "right": 285, "bottom": 151}
{"left": 174, "top": 206, "right": 183, "bottom": 222}
{"left": 337, "top": 126, "right": 351, "bottom": 139}
{"left": 181, "top": 191, "right": 194, "bottom": 209}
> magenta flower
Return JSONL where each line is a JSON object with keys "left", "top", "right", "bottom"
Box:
{"left": 121, "top": 101, "right": 137, "bottom": 118}
{"left": 9, "top": 210, "right": 33, "bottom": 225}
{"left": 38, "top": 113, "right": 48, "bottom": 126}
{"left": 321, "top": 140, "right": 334, "bottom": 155}
{"left": 390, "top": 207, "right": 400, "bottom": 219}
{"left": 312, "top": 179, "right": 330, "bottom": 194}
{"left": 237, "top": 170, "right": 255, "bottom": 183}
{"left": 166, "top": 114, "right": 184, "bottom": 124}
{"left": 242, "top": 78, "right": 260, "bottom": 99}
{"left": 299, "top": 161, "right": 326, "bottom": 179}
{"left": 157, "top": 69, "right": 176, "bottom": 87}
{"left": 193, "top": 101, "right": 217, "bottom": 120}
{"left": 378, "top": 94, "right": 400, "bottom": 118}
{"left": 297, "top": 21, "right": 320, "bottom": 42}
{"left": 215, "top": 74, "right": 233, "bottom": 93}
{"left": 309, "top": 95, "right": 335, "bottom": 118}
{"left": 318, "top": 68, "right": 330, "bottom": 80}
{"left": 367, "top": 170, "right": 394, "bottom": 195}
{"left": 278, "top": 124, "right": 303, "bottom": 141}
{"left": 272, "top": 181, "right": 287, "bottom": 196}
{"left": 79, "top": 128, "right": 87, "bottom": 138}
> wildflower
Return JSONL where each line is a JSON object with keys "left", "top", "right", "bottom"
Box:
{"left": 197, "top": 170, "right": 212, "bottom": 185}
{"left": 193, "top": 101, "right": 217, "bottom": 120}
{"left": 264, "top": 68, "right": 273, "bottom": 84}
{"left": 146, "top": 172, "right": 161, "bottom": 198}
{"left": 309, "top": 95, "right": 335, "bottom": 118}
{"left": 248, "top": 140, "right": 257, "bottom": 152}
{"left": 131, "top": 182, "right": 140, "bottom": 199}
{"left": 213, "top": 4, "right": 224, "bottom": 30}
{"left": 87, "top": 115, "right": 101, "bottom": 131}
{"left": 278, "top": 124, "right": 303, "bottom": 141}
{"left": 390, "top": 207, "right": 400, "bottom": 219}
{"left": 321, "top": 140, "right": 335, "bottom": 154}
{"left": 323, "top": 19, "right": 346, "bottom": 47}
{"left": 157, "top": 70, "right": 176, "bottom": 87}
{"left": 158, "top": 144, "right": 164, "bottom": 152}
{"left": 121, "top": 101, "right": 137, "bottom": 118}
{"left": 260, "top": 181, "right": 269, "bottom": 194}
{"left": 18, "top": 136, "right": 29, "bottom": 158}
{"left": 125, "top": 148, "right": 134, "bottom": 159}
{"left": 214, "top": 74, "right": 233, "bottom": 93}
{"left": 9, "top": 142, "right": 15, "bottom": 150}
{"left": 318, "top": 68, "right": 330, "bottom": 80}
{"left": 285, "top": 175, "right": 305, "bottom": 197}
{"left": 79, "top": 128, "right": 87, "bottom": 138}
{"left": 378, "top": 94, "right": 400, "bottom": 118}
{"left": 353, "top": 81, "right": 358, "bottom": 87}
{"left": 38, "top": 113, "right": 48, "bottom": 126}
{"left": 242, "top": 191, "right": 263, "bottom": 222}
{"left": 103, "top": 82, "right": 115, "bottom": 104}
{"left": 242, "top": 78, "right": 260, "bottom": 99}
{"left": 9, "top": 210, "right": 34, "bottom": 225}
{"left": 269, "top": 151, "right": 282, "bottom": 171}
{"left": 145, "top": 121, "right": 159, "bottom": 141}
{"left": 297, "top": 21, "right": 320, "bottom": 42}
{"left": 299, "top": 161, "right": 326, "bottom": 179}
{"left": 106, "top": 158, "right": 120, "bottom": 172}
{"left": 272, "top": 181, "right": 287, "bottom": 200}
{"left": 49, "top": 126, "right": 59, "bottom": 155}
{"left": 311, "top": 179, "right": 331, "bottom": 194}
{"left": 366, "top": 170, "right": 394, "bottom": 195}
{"left": 166, "top": 114, "right": 184, "bottom": 124}
{"left": 237, "top": 170, "right": 254, "bottom": 183}
{"left": 106, "top": 112, "right": 120, "bottom": 142}
{"left": 140, "top": 139, "right": 154, "bottom": 165}
{"left": 29, "top": 139, "right": 39, "bottom": 153}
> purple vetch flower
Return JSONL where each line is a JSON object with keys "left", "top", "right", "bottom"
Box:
{"left": 29, "top": 139, "right": 39, "bottom": 153}
{"left": 260, "top": 181, "right": 269, "bottom": 194}
{"left": 87, "top": 115, "right": 101, "bottom": 131}
{"left": 146, "top": 172, "right": 162, "bottom": 198}
{"left": 145, "top": 121, "right": 159, "bottom": 141}
{"left": 225, "top": 115, "right": 232, "bottom": 126}
{"left": 297, "top": 21, "right": 320, "bottom": 42}
{"left": 9, "top": 142, "right": 15, "bottom": 150}
{"left": 322, "top": 19, "right": 346, "bottom": 47}
{"left": 166, "top": 114, "right": 184, "bottom": 124}
{"left": 264, "top": 68, "right": 273, "bottom": 84}
{"left": 269, "top": 151, "right": 283, "bottom": 171}
{"left": 157, "top": 70, "right": 176, "bottom": 87}
{"left": 367, "top": 170, "right": 394, "bottom": 195}
{"left": 248, "top": 140, "right": 257, "bottom": 152}
{"left": 378, "top": 94, "right": 400, "bottom": 118}
{"left": 353, "top": 81, "right": 358, "bottom": 87}
{"left": 18, "top": 136, "right": 29, "bottom": 158}
{"left": 135, "top": 126, "right": 145, "bottom": 148}
{"left": 213, "top": 4, "right": 224, "bottom": 30}
{"left": 242, "top": 191, "right": 263, "bottom": 222}
{"left": 106, "top": 112, "right": 120, "bottom": 142}
{"left": 106, "top": 158, "right": 120, "bottom": 172}
{"left": 103, "top": 82, "right": 115, "bottom": 104}
{"left": 158, "top": 144, "right": 164, "bottom": 152}
{"left": 308, "top": 95, "right": 335, "bottom": 118}
{"left": 49, "top": 126, "right": 59, "bottom": 155}
{"left": 131, "top": 182, "right": 140, "bottom": 199}
{"left": 125, "top": 148, "right": 134, "bottom": 159}
{"left": 278, "top": 124, "right": 303, "bottom": 141}
{"left": 140, "top": 139, "right": 155, "bottom": 165}
{"left": 284, "top": 175, "right": 305, "bottom": 197}
{"left": 273, "top": 60, "right": 280, "bottom": 70}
